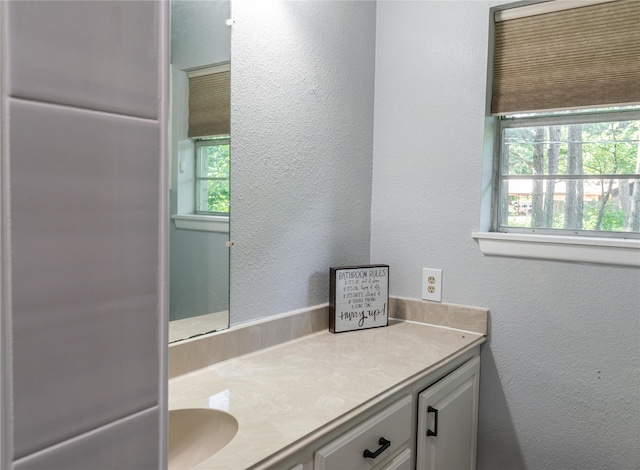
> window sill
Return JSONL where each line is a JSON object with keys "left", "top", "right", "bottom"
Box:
{"left": 172, "top": 214, "right": 229, "bottom": 233}
{"left": 472, "top": 232, "right": 640, "bottom": 267}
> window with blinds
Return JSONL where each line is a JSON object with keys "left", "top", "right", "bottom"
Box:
{"left": 187, "top": 64, "right": 230, "bottom": 215}
{"left": 188, "top": 64, "right": 230, "bottom": 138}
{"left": 489, "top": 0, "right": 640, "bottom": 238}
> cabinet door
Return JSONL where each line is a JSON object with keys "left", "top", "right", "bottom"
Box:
{"left": 416, "top": 356, "right": 480, "bottom": 470}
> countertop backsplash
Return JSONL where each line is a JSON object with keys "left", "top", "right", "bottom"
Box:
{"left": 168, "top": 297, "right": 488, "bottom": 379}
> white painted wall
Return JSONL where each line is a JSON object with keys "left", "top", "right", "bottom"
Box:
{"left": 372, "top": 2, "right": 640, "bottom": 469}
{"left": 230, "top": 1, "right": 377, "bottom": 325}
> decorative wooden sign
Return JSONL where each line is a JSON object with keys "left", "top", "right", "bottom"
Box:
{"left": 329, "top": 264, "right": 389, "bottom": 333}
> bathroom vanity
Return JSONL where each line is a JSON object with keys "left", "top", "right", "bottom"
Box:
{"left": 168, "top": 299, "right": 487, "bottom": 469}
{"left": 311, "top": 353, "right": 480, "bottom": 470}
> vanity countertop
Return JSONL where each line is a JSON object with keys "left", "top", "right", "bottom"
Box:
{"left": 169, "top": 318, "right": 485, "bottom": 469}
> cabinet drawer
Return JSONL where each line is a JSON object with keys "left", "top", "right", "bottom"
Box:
{"left": 381, "top": 448, "right": 411, "bottom": 470}
{"left": 314, "top": 395, "right": 412, "bottom": 470}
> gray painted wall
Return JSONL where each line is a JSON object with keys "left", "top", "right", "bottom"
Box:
{"left": 169, "top": 0, "right": 231, "bottom": 321}
{"left": 372, "top": 2, "right": 639, "bottom": 469}
{"left": 230, "top": 1, "right": 377, "bottom": 325}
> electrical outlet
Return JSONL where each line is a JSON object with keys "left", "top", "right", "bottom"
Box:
{"left": 422, "top": 268, "right": 442, "bottom": 302}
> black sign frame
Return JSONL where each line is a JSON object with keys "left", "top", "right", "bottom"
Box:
{"left": 329, "top": 264, "right": 390, "bottom": 333}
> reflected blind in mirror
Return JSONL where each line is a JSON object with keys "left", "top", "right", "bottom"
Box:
{"left": 188, "top": 64, "right": 230, "bottom": 138}
{"left": 491, "top": 0, "right": 640, "bottom": 115}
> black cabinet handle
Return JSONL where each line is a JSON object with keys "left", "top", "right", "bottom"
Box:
{"left": 427, "top": 406, "right": 439, "bottom": 437}
{"left": 363, "top": 437, "right": 391, "bottom": 459}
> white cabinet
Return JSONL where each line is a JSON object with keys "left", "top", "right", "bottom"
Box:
{"left": 380, "top": 448, "right": 411, "bottom": 470}
{"left": 315, "top": 395, "right": 412, "bottom": 470}
{"left": 273, "top": 351, "right": 482, "bottom": 470}
{"left": 416, "top": 356, "right": 480, "bottom": 470}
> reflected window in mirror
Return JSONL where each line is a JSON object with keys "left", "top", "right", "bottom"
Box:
{"left": 195, "top": 138, "right": 230, "bottom": 215}
{"left": 187, "top": 63, "right": 231, "bottom": 218}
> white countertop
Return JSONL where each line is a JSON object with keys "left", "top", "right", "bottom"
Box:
{"left": 169, "top": 319, "right": 485, "bottom": 469}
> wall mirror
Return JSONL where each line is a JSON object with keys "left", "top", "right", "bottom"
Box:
{"left": 168, "top": 0, "right": 231, "bottom": 343}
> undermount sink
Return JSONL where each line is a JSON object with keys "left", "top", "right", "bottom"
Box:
{"left": 168, "top": 408, "right": 239, "bottom": 469}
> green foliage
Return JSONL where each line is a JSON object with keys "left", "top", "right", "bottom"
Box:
{"left": 583, "top": 202, "right": 626, "bottom": 231}
{"left": 552, "top": 212, "right": 564, "bottom": 229}
{"left": 205, "top": 144, "right": 230, "bottom": 213}
{"left": 582, "top": 121, "right": 638, "bottom": 176}
{"left": 196, "top": 141, "right": 230, "bottom": 214}
{"left": 205, "top": 144, "right": 230, "bottom": 178}
{"left": 207, "top": 180, "right": 230, "bottom": 213}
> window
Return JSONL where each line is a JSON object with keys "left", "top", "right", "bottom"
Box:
{"left": 171, "top": 62, "right": 231, "bottom": 230}
{"left": 475, "top": 0, "right": 640, "bottom": 265}
{"left": 194, "top": 138, "right": 230, "bottom": 215}
{"left": 497, "top": 108, "right": 640, "bottom": 238}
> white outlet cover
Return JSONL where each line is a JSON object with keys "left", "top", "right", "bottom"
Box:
{"left": 421, "top": 268, "right": 442, "bottom": 302}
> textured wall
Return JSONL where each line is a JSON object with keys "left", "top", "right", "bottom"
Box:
{"left": 372, "top": 2, "right": 640, "bottom": 469}
{"left": 230, "top": 1, "right": 376, "bottom": 325}
{"left": 1, "top": 1, "right": 165, "bottom": 468}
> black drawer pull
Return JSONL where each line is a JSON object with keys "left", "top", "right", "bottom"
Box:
{"left": 363, "top": 437, "right": 391, "bottom": 459}
{"left": 427, "top": 406, "right": 439, "bottom": 437}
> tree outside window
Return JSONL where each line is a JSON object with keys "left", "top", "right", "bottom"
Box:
{"left": 195, "top": 138, "right": 230, "bottom": 215}
{"left": 498, "top": 112, "right": 640, "bottom": 236}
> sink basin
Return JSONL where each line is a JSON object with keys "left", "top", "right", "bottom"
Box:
{"left": 168, "top": 408, "right": 239, "bottom": 469}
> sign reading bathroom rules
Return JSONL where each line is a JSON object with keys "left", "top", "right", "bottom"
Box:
{"left": 329, "top": 265, "right": 389, "bottom": 333}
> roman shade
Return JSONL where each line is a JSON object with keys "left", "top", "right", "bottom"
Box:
{"left": 491, "top": 0, "right": 640, "bottom": 115}
{"left": 188, "top": 65, "right": 230, "bottom": 138}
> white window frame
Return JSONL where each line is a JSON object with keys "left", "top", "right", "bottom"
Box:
{"left": 172, "top": 138, "right": 230, "bottom": 233}
{"left": 495, "top": 109, "right": 640, "bottom": 238}
{"left": 475, "top": 1, "right": 640, "bottom": 267}
{"left": 171, "top": 62, "right": 231, "bottom": 234}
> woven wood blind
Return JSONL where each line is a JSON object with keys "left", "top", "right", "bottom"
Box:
{"left": 188, "top": 68, "right": 230, "bottom": 138}
{"left": 491, "top": 0, "right": 640, "bottom": 115}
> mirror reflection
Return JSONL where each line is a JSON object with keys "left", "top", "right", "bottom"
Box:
{"left": 169, "top": 0, "right": 231, "bottom": 343}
